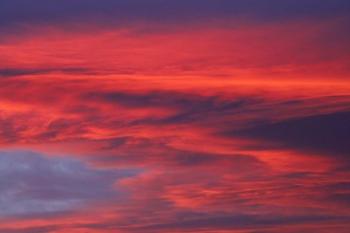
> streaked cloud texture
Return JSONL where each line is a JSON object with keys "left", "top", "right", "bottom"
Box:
{"left": 0, "top": 1, "right": 349, "bottom": 233}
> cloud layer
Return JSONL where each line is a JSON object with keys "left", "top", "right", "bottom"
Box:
{"left": 0, "top": 1, "right": 349, "bottom": 233}
{"left": 0, "top": 151, "right": 134, "bottom": 218}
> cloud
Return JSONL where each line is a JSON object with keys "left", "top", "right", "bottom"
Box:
{"left": 0, "top": 1, "right": 349, "bottom": 230}
{"left": 230, "top": 111, "right": 350, "bottom": 158}
{"left": 87, "top": 91, "right": 255, "bottom": 125}
{"left": 0, "top": 68, "right": 91, "bottom": 78}
{"left": 0, "top": 0, "right": 349, "bottom": 30}
{"left": 34, "top": 211, "right": 348, "bottom": 233}
{"left": 0, "top": 226, "right": 58, "bottom": 233}
{"left": 0, "top": 151, "right": 135, "bottom": 218}
{"left": 117, "top": 213, "right": 349, "bottom": 232}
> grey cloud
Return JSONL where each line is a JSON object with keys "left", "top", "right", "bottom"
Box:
{"left": 0, "top": 151, "right": 136, "bottom": 218}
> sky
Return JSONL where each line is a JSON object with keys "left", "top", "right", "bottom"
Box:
{"left": 0, "top": 1, "right": 349, "bottom": 232}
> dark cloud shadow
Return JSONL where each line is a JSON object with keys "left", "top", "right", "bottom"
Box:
{"left": 228, "top": 111, "right": 350, "bottom": 158}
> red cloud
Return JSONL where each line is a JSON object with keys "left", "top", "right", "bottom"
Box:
{"left": 0, "top": 11, "right": 349, "bottom": 233}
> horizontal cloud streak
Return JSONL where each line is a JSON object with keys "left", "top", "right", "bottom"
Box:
{"left": 0, "top": 1, "right": 349, "bottom": 232}
{"left": 0, "top": 68, "right": 91, "bottom": 78}
{"left": 231, "top": 111, "right": 350, "bottom": 157}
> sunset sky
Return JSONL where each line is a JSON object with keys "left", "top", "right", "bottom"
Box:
{"left": 0, "top": 1, "right": 350, "bottom": 233}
